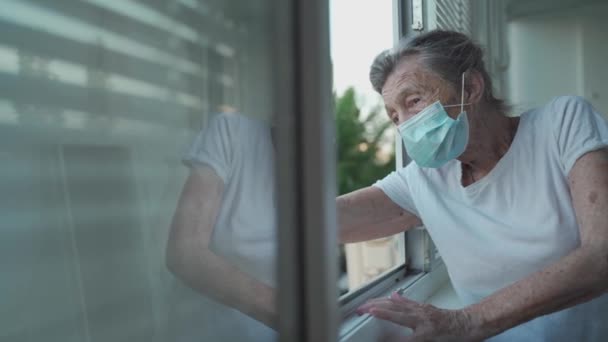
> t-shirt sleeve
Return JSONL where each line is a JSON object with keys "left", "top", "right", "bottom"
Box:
{"left": 552, "top": 96, "right": 608, "bottom": 175}
{"left": 372, "top": 163, "right": 420, "bottom": 217}
{"left": 182, "top": 113, "right": 237, "bottom": 184}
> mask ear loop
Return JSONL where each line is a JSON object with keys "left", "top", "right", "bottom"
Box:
{"left": 460, "top": 72, "right": 465, "bottom": 113}
{"left": 443, "top": 72, "right": 471, "bottom": 109}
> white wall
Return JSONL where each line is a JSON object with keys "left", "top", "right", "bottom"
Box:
{"left": 506, "top": 3, "right": 608, "bottom": 115}
{"left": 506, "top": 11, "right": 583, "bottom": 112}
{"left": 580, "top": 5, "right": 608, "bottom": 114}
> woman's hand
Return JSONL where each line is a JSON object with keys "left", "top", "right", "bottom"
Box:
{"left": 356, "top": 292, "right": 481, "bottom": 342}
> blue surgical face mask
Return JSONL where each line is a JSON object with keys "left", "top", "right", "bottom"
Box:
{"left": 397, "top": 73, "right": 470, "bottom": 168}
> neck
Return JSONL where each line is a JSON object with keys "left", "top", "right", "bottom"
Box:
{"left": 459, "top": 104, "right": 519, "bottom": 176}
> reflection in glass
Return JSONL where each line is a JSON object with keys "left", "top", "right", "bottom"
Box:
{"left": 166, "top": 111, "right": 277, "bottom": 340}
{"left": 0, "top": 1, "right": 277, "bottom": 341}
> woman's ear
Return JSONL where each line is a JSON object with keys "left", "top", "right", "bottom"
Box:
{"left": 466, "top": 70, "right": 485, "bottom": 104}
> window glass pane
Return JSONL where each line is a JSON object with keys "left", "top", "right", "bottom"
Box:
{"left": 0, "top": 1, "right": 280, "bottom": 341}
{"left": 330, "top": 0, "right": 405, "bottom": 295}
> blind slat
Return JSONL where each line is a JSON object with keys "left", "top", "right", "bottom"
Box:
{"left": 435, "top": 0, "right": 472, "bottom": 34}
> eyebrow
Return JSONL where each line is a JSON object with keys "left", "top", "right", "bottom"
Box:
{"left": 393, "top": 86, "right": 419, "bottom": 107}
{"left": 385, "top": 86, "right": 417, "bottom": 115}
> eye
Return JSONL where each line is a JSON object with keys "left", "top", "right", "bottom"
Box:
{"left": 386, "top": 110, "right": 399, "bottom": 125}
{"left": 406, "top": 96, "right": 421, "bottom": 108}
{"left": 389, "top": 112, "right": 399, "bottom": 125}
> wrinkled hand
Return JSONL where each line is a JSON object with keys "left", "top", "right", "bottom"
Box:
{"left": 356, "top": 292, "right": 481, "bottom": 342}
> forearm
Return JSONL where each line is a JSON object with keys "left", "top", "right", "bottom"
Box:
{"left": 338, "top": 207, "right": 409, "bottom": 243}
{"left": 167, "top": 247, "right": 276, "bottom": 329}
{"left": 337, "top": 187, "right": 420, "bottom": 243}
{"left": 464, "top": 246, "right": 608, "bottom": 339}
{"left": 167, "top": 169, "right": 277, "bottom": 327}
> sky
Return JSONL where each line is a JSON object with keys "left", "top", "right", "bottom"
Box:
{"left": 329, "top": 0, "right": 393, "bottom": 114}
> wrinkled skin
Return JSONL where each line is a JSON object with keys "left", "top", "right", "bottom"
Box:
{"left": 357, "top": 292, "right": 481, "bottom": 342}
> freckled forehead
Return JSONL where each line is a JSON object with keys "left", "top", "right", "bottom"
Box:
{"left": 382, "top": 59, "right": 428, "bottom": 99}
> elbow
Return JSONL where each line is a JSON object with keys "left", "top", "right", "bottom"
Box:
{"left": 165, "top": 246, "right": 178, "bottom": 275}
{"left": 165, "top": 237, "right": 185, "bottom": 278}
{"left": 582, "top": 245, "right": 608, "bottom": 290}
{"left": 593, "top": 262, "right": 608, "bottom": 294}
{"left": 597, "top": 251, "right": 608, "bottom": 287}
{"left": 165, "top": 229, "right": 211, "bottom": 285}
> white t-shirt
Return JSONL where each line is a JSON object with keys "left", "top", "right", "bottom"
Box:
{"left": 177, "top": 112, "right": 277, "bottom": 341}
{"left": 374, "top": 96, "right": 608, "bottom": 341}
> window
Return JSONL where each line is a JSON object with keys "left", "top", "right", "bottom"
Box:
{"left": 0, "top": 1, "right": 314, "bottom": 341}
{"left": 1, "top": 0, "right": 528, "bottom": 340}
{"left": 332, "top": 0, "right": 486, "bottom": 326}
{"left": 330, "top": 0, "right": 406, "bottom": 297}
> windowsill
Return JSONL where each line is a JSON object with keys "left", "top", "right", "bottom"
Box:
{"left": 339, "top": 262, "right": 451, "bottom": 341}
{"left": 426, "top": 280, "right": 464, "bottom": 310}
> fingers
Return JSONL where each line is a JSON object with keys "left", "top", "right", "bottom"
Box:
{"left": 369, "top": 308, "right": 403, "bottom": 323}
{"left": 357, "top": 292, "right": 421, "bottom": 315}
{"left": 390, "top": 291, "right": 416, "bottom": 304}
{"left": 358, "top": 293, "right": 462, "bottom": 342}
{"left": 368, "top": 307, "right": 418, "bottom": 328}
{"left": 358, "top": 302, "right": 419, "bottom": 327}
{"left": 356, "top": 298, "right": 396, "bottom": 315}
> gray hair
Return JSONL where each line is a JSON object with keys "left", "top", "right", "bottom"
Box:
{"left": 370, "top": 30, "right": 508, "bottom": 114}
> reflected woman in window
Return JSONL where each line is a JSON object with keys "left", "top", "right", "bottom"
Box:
{"left": 166, "top": 107, "right": 277, "bottom": 341}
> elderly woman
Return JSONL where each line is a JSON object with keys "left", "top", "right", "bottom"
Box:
{"left": 338, "top": 30, "right": 608, "bottom": 341}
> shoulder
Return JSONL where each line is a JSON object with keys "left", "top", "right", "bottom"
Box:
{"left": 543, "top": 95, "right": 595, "bottom": 123}
{"left": 523, "top": 96, "right": 597, "bottom": 134}
{"left": 549, "top": 96, "right": 605, "bottom": 133}
{"left": 539, "top": 96, "right": 608, "bottom": 173}
{"left": 396, "top": 160, "right": 425, "bottom": 180}
{"left": 206, "top": 112, "right": 244, "bottom": 131}
{"left": 389, "top": 160, "right": 445, "bottom": 186}
{"left": 202, "top": 112, "right": 272, "bottom": 143}
{"left": 375, "top": 162, "right": 415, "bottom": 190}
{"left": 210, "top": 112, "right": 270, "bottom": 134}
{"left": 549, "top": 95, "right": 592, "bottom": 111}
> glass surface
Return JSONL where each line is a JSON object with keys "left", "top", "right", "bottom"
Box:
{"left": 0, "top": 1, "right": 279, "bottom": 341}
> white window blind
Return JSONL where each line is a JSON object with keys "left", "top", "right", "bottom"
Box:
{"left": 434, "top": 0, "right": 473, "bottom": 34}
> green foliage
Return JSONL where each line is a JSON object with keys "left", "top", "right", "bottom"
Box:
{"left": 335, "top": 87, "right": 395, "bottom": 195}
